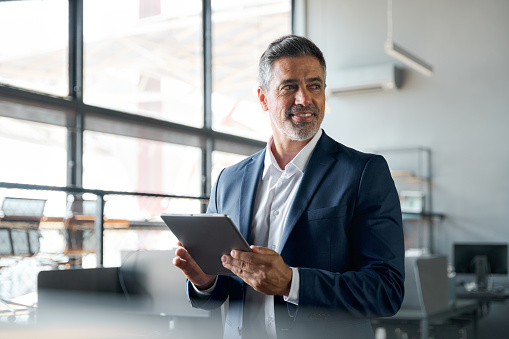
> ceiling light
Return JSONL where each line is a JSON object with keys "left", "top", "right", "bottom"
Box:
{"left": 385, "top": 41, "right": 433, "bottom": 76}
{"left": 385, "top": 0, "right": 433, "bottom": 76}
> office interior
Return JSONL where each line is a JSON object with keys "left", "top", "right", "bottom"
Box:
{"left": 0, "top": 0, "right": 508, "bottom": 338}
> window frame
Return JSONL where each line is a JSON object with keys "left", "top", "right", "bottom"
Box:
{"left": 0, "top": 0, "right": 293, "bottom": 200}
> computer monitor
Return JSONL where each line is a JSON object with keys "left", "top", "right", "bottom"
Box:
{"left": 120, "top": 250, "right": 210, "bottom": 318}
{"left": 454, "top": 243, "right": 508, "bottom": 290}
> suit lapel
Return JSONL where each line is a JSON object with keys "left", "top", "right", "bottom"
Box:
{"left": 239, "top": 149, "right": 265, "bottom": 244}
{"left": 279, "top": 133, "right": 338, "bottom": 253}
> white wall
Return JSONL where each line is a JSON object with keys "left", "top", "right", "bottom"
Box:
{"left": 304, "top": 1, "right": 509, "bottom": 335}
{"left": 306, "top": 0, "right": 509, "bottom": 254}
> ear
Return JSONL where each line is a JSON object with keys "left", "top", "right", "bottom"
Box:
{"left": 257, "top": 86, "right": 269, "bottom": 111}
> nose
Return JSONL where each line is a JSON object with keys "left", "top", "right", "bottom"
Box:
{"left": 295, "top": 87, "right": 312, "bottom": 106}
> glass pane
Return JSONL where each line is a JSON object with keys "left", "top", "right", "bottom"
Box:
{"left": 0, "top": 0, "right": 68, "bottom": 96}
{"left": 211, "top": 150, "right": 248, "bottom": 187}
{"left": 103, "top": 229, "right": 178, "bottom": 267}
{"left": 83, "top": 0, "right": 203, "bottom": 127}
{"left": 83, "top": 131, "right": 202, "bottom": 196}
{"left": 211, "top": 0, "right": 292, "bottom": 141}
{"left": 0, "top": 117, "right": 67, "bottom": 186}
{"left": 104, "top": 195, "right": 201, "bottom": 221}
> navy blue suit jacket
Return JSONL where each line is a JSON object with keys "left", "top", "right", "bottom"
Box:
{"left": 187, "top": 131, "right": 405, "bottom": 339}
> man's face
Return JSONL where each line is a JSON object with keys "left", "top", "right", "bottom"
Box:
{"left": 258, "top": 56, "right": 326, "bottom": 142}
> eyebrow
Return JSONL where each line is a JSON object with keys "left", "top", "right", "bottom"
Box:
{"left": 279, "top": 77, "right": 324, "bottom": 86}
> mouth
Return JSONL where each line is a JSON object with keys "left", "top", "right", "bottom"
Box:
{"left": 287, "top": 106, "right": 317, "bottom": 122}
{"left": 292, "top": 112, "right": 313, "bottom": 121}
{"left": 292, "top": 112, "right": 313, "bottom": 117}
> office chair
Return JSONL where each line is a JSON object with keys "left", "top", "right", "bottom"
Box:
{"left": 0, "top": 197, "right": 46, "bottom": 320}
{"left": 373, "top": 255, "right": 478, "bottom": 339}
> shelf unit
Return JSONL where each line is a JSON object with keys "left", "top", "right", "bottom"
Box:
{"left": 373, "top": 147, "right": 444, "bottom": 253}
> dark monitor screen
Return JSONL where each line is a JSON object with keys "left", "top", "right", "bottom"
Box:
{"left": 454, "top": 243, "right": 508, "bottom": 275}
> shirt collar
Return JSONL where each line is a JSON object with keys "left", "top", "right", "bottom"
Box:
{"left": 262, "top": 129, "right": 323, "bottom": 180}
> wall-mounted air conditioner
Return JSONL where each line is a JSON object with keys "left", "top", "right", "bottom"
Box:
{"left": 326, "top": 64, "right": 403, "bottom": 96}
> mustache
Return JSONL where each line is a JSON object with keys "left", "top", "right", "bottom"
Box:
{"left": 286, "top": 105, "right": 319, "bottom": 117}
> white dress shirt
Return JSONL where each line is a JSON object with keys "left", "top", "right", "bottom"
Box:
{"left": 195, "top": 129, "right": 323, "bottom": 339}
{"left": 245, "top": 129, "right": 322, "bottom": 339}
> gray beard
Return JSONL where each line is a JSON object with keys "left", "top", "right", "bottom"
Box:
{"left": 276, "top": 120, "right": 318, "bottom": 141}
{"left": 270, "top": 106, "right": 320, "bottom": 141}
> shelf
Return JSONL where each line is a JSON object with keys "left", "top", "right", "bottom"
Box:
{"left": 391, "top": 170, "right": 429, "bottom": 183}
{"left": 374, "top": 147, "right": 442, "bottom": 253}
{"left": 402, "top": 212, "right": 445, "bottom": 221}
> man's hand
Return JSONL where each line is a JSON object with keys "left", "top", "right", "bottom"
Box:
{"left": 221, "top": 245, "right": 292, "bottom": 296}
{"left": 173, "top": 241, "right": 216, "bottom": 290}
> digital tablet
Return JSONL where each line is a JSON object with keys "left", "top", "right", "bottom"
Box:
{"left": 161, "top": 213, "right": 251, "bottom": 276}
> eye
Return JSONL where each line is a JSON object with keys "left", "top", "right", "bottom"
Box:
{"left": 309, "top": 84, "right": 322, "bottom": 90}
{"left": 282, "top": 84, "right": 297, "bottom": 91}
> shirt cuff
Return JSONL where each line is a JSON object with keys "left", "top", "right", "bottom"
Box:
{"left": 191, "top": 276, "right": 218, "bottom": 297}
{"left": 283, "top": 267, "right": 299, "bottom": 305}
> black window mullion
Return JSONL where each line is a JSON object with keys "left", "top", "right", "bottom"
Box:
{"left": 202, "top": 0, "right": 213, "bottom": 203}
{"left": 67, "top": 0, "right": 84, "bottom": 187}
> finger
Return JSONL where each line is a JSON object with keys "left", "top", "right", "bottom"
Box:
{"left": 250, "top": 245, "right": 277, "bottom": 255}
{"left": 231, "top": 248, "right": 273, "bottom": 266}
{"left": 173, "top": 256, "right": 188, "bottom": 270}
{"left": 174, "top": 250, "right": 216, "bottom": 288}
{"left": 174, "top": 248, "right": 203, "bottom": 276}
{"left": 222, "top": 254, "right": 255, "bottom": 275}
{"left": 173, "top": 248, "right": 197, "bottom": 271}
{"left": 173, "top": 255, "right": 199, "bottom": 275}
{"left": 175, "top": 246, "right": 193, "bottom": 262}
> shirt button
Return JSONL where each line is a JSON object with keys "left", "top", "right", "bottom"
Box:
{"left": 271, "top": 244, "right": 276, "bottom": 250}
{"left": 273, "top": 210, "right": 279, "bottom": 215}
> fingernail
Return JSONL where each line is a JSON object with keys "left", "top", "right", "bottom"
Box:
{"left": 222, "top": 255, "right": 227, "bottom": 263}
{"left": 231, "top": 250, "right": 236, "bottom": 257}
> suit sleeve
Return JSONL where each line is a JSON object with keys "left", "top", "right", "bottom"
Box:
{"left": 297, "top": 155, "right": 405, "bottom": 318}
{"left": 186, "top": 168, "right": 230, "bottom": 310}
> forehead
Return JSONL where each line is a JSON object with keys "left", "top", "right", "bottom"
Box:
{"left": 270, "top": 56, "right": 324, "bottom": 84}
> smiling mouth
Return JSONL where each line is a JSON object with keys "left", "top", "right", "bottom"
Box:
{"left": 289, "top": 111, "right": 315, "bottom": 124}
{"left": 287, "top": 105, "right": 319, "bottom": 118}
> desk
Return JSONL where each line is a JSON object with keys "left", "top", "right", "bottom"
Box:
{"left": 456, "top": 289, "right": 509, "bottom": 303}
{"left": 373, "top": 300, "right": 479, "bottom": 339}
{"left": 456, "top": 287, "right": 509, "bottom": 320}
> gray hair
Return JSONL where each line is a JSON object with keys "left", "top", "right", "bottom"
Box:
{"left": 259, "top": 35, "right": 326, "bottom": 91}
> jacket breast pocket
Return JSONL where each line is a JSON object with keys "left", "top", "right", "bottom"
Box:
{"left": 306, "top": 204, "right": 348, "bottom": 221}
{"left": 299, "top": 204, "right": 350, "bottom": 272}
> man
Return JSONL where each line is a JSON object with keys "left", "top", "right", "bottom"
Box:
{"left": 174, "top": 35, "right": 405, "bottom": 339}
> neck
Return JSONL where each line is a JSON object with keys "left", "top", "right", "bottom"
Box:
{"left": 271, "top": 134, "right": 312, "bottom": 169}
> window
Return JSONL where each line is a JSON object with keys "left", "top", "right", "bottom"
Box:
{"left": 0, "top": 117, "right": 67, "bottom": 187}
{"left": 211, "top": 150, "right": 248, "bottom": 187}
{"left": 211, "top": 0, "right": 292, "bottom": 141}
{"left": 0, "top": 0, "right": 291, "bottom": 290}
{"left": 0, "top": 0, "right": 68, "bottom": 96}
{"left": 83, "top": 0, "right": 204, "bottom": 127}
{"left": 83, "top": 131, "right": 202, "bottom": 196}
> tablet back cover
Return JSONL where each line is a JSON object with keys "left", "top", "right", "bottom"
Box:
{"left": 161, "top": 213, "right": 251, "bottom": 276}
